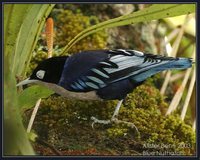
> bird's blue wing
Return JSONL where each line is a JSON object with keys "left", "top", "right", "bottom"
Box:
{"left": 90, "top": 49, "right": 179, "bottom": 85}
{"left": 58, "top": 50, "right": 109, "bottom": 91}
{"left": 59, "top": 49, "right": 188, "bottom": 92}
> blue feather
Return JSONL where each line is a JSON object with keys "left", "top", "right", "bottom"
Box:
{"left": 57, "top": 49, "right": 192, "bottom": 100}
{"left": 131, "top": 57, "right": 192, "bottom": 82}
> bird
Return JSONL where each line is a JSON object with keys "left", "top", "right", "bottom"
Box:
{"left": 17, "top": 49, "right": 193, "bottom": 129}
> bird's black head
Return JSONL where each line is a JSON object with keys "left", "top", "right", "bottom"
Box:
{"left": 30, "top": 56, "right": 68, "bottom": 84}
{"left": 16, "top": 56, "right": 68, "bottom": 86}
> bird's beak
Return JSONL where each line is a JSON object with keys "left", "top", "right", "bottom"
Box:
{"left": 16, "top": 78, "right": 38, "bottom": 87}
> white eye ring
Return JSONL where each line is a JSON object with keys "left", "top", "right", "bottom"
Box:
{"left": 36, "top": 70, "right": 45, "bottom": 79}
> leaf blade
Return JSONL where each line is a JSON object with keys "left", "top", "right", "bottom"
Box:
{"left": 61, "top": 4, "right": 195, "bottom": 54}
{"left": 11, "top": 4, "right": 55, "bottom": 76}
{"left": 18, "top": 85, "right": 54, "bottom": 111}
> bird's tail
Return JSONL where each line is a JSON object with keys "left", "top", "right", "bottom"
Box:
{"left": 131, "top": 57, "right": 193, "bottom": 83}
{"left": 164, "top": 57, "right": 193, "bottom": 69}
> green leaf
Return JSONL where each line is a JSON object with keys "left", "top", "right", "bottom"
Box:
{"left": 5, "top": 4, "right": 55, "bottom": 77}
{"left": 4, "top": 4, "right": 31, "bottom": 70}
{"left": 15, "top": 4, "right": 55, "bottom": 77}
{"left": 18, "top": 85, "right": 54, "bottom": 111}
{"left": 27, "top": 132, "right": 38, "bottom": 142}
{"left": 4, "top": 4, "right": 54, "bottom": 155}
{"left": 4, "top": 54, "right": 35, "bottom": 155}
{"left": 61, "top": 4, "right": 195, "bottom": 54}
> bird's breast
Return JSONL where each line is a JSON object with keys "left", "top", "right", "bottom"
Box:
{"left": 37, "top": 81, "right": 102, "bottom": 101}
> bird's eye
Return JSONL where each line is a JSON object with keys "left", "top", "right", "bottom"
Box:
{"left": 36, "top": 70, "right": 45, "bottom": 79}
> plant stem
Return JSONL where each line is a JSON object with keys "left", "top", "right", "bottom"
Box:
{"left": 181, "top": 67, "right": 196, "bottom": 121}
{"left": 27, "top": 98, "right": 41, "bottom": 133}
{"left": 166, "top": 46, "right": 195, "bottom": 115}
{"left": 160, "top": 15, "right": 191, "bottom": 95}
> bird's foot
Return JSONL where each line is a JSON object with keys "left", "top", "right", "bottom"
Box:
{"left": 111, "top": 117, "right": 139, "bottom": 134}
{"left": 91, "top": 116, "right": 111, "bottom": 128}
{"left": 91, "top": 116, "right": 139, "bottom": 134}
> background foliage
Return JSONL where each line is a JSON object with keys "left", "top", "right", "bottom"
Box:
{"left": 4, "top": 3, "right": 196, "bottom": 155}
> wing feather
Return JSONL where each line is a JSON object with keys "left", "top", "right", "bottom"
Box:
{"left": 60, "top": 49, "right": 176, "bottom": 92}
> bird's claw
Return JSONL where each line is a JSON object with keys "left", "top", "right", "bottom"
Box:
{"left": 91, "top": 116, "right": 111, "bottom": 129}
{"left": 91, "top": 116, "right": 140, "bottom": 135}
{"left": 111, "top": 118, "right": 139, "bottom": 134}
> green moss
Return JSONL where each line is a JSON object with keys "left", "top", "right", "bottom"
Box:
{"left": 123, "top": 81, "right": 168, "bottom": 114}
{"left": 30, "top": 82, "right": 195, "bottom": 155}
{"left": 113, "top": 84, "right": 195, "bottom": 155}
{"left": 107, "top": 127, "right": 129, "bottom": 138}
{"left": 54, "top": 9, "right": 107, "bottom": 53}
